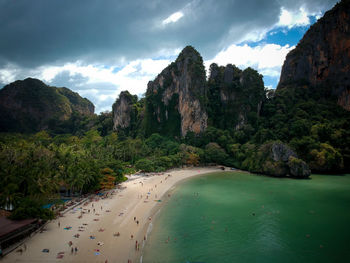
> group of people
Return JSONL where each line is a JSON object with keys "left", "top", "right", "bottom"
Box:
{"left": 68, "top": 241, "right": 78, "bottom": 255}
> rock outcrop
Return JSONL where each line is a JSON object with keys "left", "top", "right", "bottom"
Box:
{"left": 112, "top": 91, "right": 138, "bottom": 131}
{"left": 144, "top": 46, "right": 207, "bottom": 137}
{"left": 0, "top": 78, "right": 94, "bottom": 132}
{"left": 261, "top": 142, "right": 311, "bottom": 178}
{"left": 278, "top": 0, "right": 350, "bottom": 110}
{"left": 208, "top": 63, "right": 265, "bottom": 130}
{"left": 288, "top": 156, "right": 311, "bottom": 178}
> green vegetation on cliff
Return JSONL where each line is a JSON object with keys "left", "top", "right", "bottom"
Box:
{"left": 0, "top": 78, "right": 94, "bottom": 133}
{"left": 142, "top": 45, "right": 207, "bottom": 137}
{"left": 207, "top": 63, "right": 265, "bottom": 131}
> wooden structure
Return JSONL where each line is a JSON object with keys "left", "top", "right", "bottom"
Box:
{"left": 0, "top": 216, "right": 38, "bottom": 253}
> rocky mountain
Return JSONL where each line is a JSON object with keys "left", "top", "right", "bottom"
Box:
{"left": 0, "top": 78, "right": 94, "bottom": 132}
{"left": 112, "top": 90, "right": 140, "bottom": 133}
{"left": 207, "top": 63, "right": 265, "bottom": 130}
{"left": 112, "top": 46, "right": 265, "bottom": 138}
{"left": 278, "top": 0, "right": 350, "bottom": 110}
{"left": 143, "top": 46, "right": 208, "bottom": 137}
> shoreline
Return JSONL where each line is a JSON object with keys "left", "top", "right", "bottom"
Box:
{"left": 1, "top": 166, "right": 226, "bottom": 263}
{"left": 130, "top": 167, "right": 229, "bottom": 263}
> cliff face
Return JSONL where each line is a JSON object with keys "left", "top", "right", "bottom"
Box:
{"left": 261, "top": 142, "right": 311, "bottom": 178}
{"left": 207, "top": 63, "right": 265, "bottom": 130}
{"left": 0, "top": 78, "right": 94, "bottom": 132}
{"left": 112, "top": 91, "right": 138, "bottom": 131}
{"left": 278, "top": 0, "right": 350, "bottom": 110}
{"left": 144, "top": 46, "right": 207, "bottom": 137}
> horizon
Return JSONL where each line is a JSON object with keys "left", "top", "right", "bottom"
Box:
{"left": 0, "top": 0, "right": 339, "bottom": 113}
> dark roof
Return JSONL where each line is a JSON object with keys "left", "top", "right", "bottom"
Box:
{"left": 0, "top": 217, "right": 37, "bottom": 238}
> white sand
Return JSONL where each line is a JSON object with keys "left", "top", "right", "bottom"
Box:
{"left": 2, "top": 167, "right": 223, "bottom": 263}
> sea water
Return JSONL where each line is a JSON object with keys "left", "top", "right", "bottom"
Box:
{"left": 142, "top": 172, "right": 350, "bottom": 263}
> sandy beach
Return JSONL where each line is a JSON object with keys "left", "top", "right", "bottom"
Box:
{"left": 1, "top": 167, "right": 223, "bottom": 263}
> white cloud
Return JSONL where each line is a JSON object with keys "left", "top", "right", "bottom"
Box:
{"left": 206, "top": 43, "right": 294, "bottom": 73}
{"left": 162, "top": 11, "right": 184, "bottom": 25}
{"left": 278, "top": 7, "right": 310, "bottom": 28}
{"left": 239, "top": 28, "right": 270, "bottom": 43}
{"left": 34, "top": 58, "right": 172, "bottom": 113}
{"left": 0, "top": 65, "right": 20, "bottom": 84}
{"left": 0, "top": 55, "right": 174, "bottom": 113}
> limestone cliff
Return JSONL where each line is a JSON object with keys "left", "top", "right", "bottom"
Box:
{"left": 261, "top": 142, "right": 311, "bottom": 178}
{"left": 112, "top": 91, "right": 139, "bottom": 131}
{"left": 207, "top": 63, "right": 265, "bottom": 130}
{"left": 0, "top": 78, "right": 94, "bottom": 132}
{"left": 144, "top": 46, "right": 207, "bottom": 137}
{"left": 278, "top": 0, "right": 350, "bottom": 110}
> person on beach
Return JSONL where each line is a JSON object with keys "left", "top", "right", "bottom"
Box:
{"left": 75, "top": 247, "right": 78, "bottom": 254}
{"left": 71, "top": 247, "right": 74, "bottom": 254}
{"left": 131, "top": 234, "right": 133, "bottom": 239}
{"left": 68, "top": 241, "right": 73, "bottom": 247}
{"left": 136, "top": 220, "right": 139, "bottom": 225}
{"left": 144, "top": 236, "right": 146, "bottom": 241}
{"left": 135, "top": 240, "right": 138, "bottom": 250}
{"left": 134, "top": 217, "right": 136, "bottom": 221}
{"left": 58, "top": 221, "right": 60, "bottom": 227}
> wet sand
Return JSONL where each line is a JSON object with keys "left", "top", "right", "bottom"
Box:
{"left": 1, "top": 167, "right": 222, "bottom": 263}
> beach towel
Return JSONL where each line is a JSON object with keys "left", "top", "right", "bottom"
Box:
{"left": 42, "top": 249, "right": 49, "bottom": 253}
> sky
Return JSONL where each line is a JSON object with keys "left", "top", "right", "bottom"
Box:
{"left": 0, "top": 0, "right": 339, "bottom": 114}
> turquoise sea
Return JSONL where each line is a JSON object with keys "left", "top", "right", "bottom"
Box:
{"left": 142, "top": 172, "right": 350, "bottom": 263}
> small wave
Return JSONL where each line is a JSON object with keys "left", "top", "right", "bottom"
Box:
{"left": 140, "top": 207, "right": 162, "bottom": 263}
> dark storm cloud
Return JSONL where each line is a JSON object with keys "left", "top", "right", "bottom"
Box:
{"left": 0, "top": 0, "right": 338, "bottom": 68}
